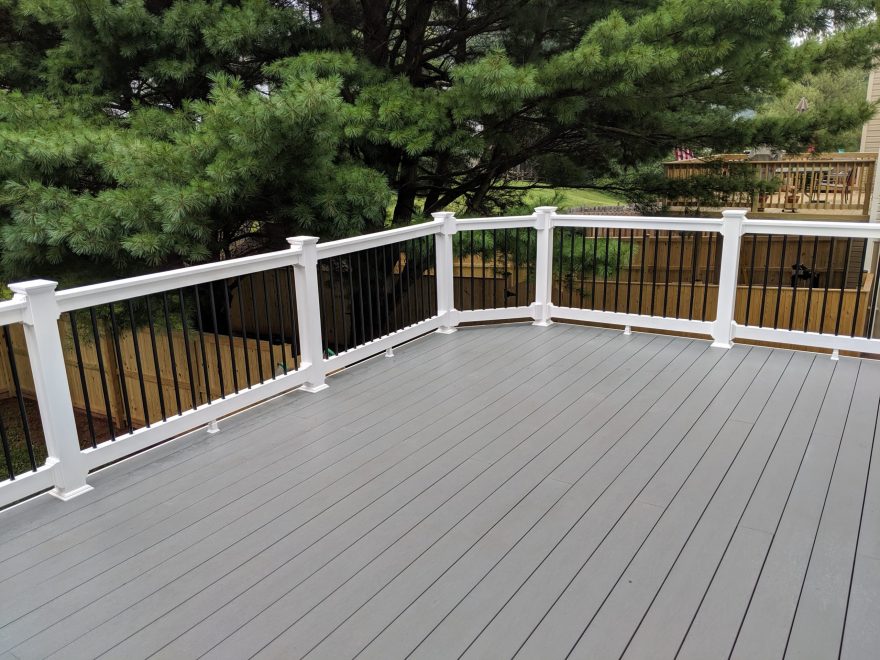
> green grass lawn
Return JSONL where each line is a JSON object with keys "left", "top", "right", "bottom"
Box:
{"left": 518, "top": 185, "right": 623, "bottom": 210}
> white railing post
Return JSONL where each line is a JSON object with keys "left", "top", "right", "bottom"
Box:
{"left": 288, "top": 236, "right": 329, "bottom": 393}
{"left": 532, "top": 206, "right": 557, "bottom": 326}
{"left": 9, "top": 280, "right": 92, "bottom": 500}
{"left": 712, "top": 209, "right": 747, "bottom": 348}
{"left": 432, "top": 212, "right": 458, "bottom": 333}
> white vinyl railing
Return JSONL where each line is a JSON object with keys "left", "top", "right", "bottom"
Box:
{"left": 0, "top": 206, "right": 878, "bottom": 508}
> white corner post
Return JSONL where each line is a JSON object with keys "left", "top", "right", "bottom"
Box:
{"left": 288, "top": 236, "right": 329, "bottom": 393}
{"left": 9, "top": 280, "right": 92, "bottom": 500}
{"left": 712, "top": 209, "right": 747, "bottom": 348}
{"left": 433, "top": 212, "right": 458, "bottom": 333}
{"left": 532, "top": 206, "right": 557, "bottom": 326}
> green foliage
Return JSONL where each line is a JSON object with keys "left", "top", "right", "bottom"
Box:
{"left": 453, "top": 226, "right": 633, "bottom": 281}
{"left": 755, "top": 68, "right": 871, "bottom": 152}
{"left": 0, "top": 0, "right": 877, "bottom": 284}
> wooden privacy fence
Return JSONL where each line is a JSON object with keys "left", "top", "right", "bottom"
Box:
{"left": 549, "top": 275, "right": 873, "bottom": 334}
{"left": 0, "top": 319, "right": 295, "bottom": 437}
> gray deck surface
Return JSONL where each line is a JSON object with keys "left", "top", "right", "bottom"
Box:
{"left": 0, "top": 323, "right": 878, "bottom": 660}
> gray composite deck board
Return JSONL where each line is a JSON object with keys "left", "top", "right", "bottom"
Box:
{"left": 0, "top": 323, "right": 877, "bottom": 660}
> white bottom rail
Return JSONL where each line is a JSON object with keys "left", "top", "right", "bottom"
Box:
{"left": 550, "top": 305, "right": 715, "bottom": 337}
{"left": 0, "top": 463, "right": 57, "bottom": 510}
{"left": 733, "top": 323, "right": 880, "bottom": 354}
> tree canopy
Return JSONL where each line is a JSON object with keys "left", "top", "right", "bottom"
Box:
{"left": 1, "top": 0, "right": 878, "bottom": 284}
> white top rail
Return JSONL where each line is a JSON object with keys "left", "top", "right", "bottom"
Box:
{"left": 316, "top": 220, "right": 441, "bottom": 259}
{"left": 0, "top": 298, "right": 27, "bottom": 326}
{"left": 553, "top": 213, "right": 723, "bottom": 233}
{"left": 742, "top": 219, "right": 880, "bottom": 239}
{"left": 56, "top": 247, "right": 300, "bottom": 313}
{"left": 455, "top": 215, "right": 537, "bottom": 231}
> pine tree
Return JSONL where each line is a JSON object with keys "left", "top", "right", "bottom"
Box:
{"left": 0, "top": 0, "right": 877, "bottom": 284}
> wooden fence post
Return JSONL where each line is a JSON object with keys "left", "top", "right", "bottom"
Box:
{"left": 9, "top": 280, "right": 91, "bottom": 500}
{"left": 432, "top": 212, "right": 458, "bottom": 333}
{"left": 532, "top": 206, "right": 557, "bottom": 326}
{"left": 288, "top": 236, "right": 328, "bottom": 393}
{"left": 712, "top": 209, "right": 747, "bottom": 348}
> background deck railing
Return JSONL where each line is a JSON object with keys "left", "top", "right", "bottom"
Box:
{"left": 0, "top": 207, "right": 879, "bottom": 508}
{"left": 664, "top": 154, "right": 877, "bottom": 216}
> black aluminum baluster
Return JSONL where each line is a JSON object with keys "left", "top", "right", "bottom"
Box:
{"left": 1, "top": 326, "right": 35, "bottom": 466}
{"left": 492, "top": 229, "right": 499, "bottom": 310}
{"left": 273, "top": 270, "right": 289, "bottom": 373}
{"left": 108, "top": 304, "right": 134, "bottom": 433}
{"left": 143, "top": 297, "right": 167, "bottom": 421}
{"left": 192, "top": 285, "right": 213, "bottom": 403}
{"left": 68, "top": 311, "right": 96, "bottom": 448}
{"left": 127, "top": 300, "right": 151, "bottom": 426}
{"left": 651, "top": 231, "right": 660, "bottom": 316}
{"left": 774, "top": 236, "right": 787, "bottom": 329}
{"left": 865, "top": 241, "right": 880, "bottom": 338}
{"left": 503, "top": 231, "right": 510, "bottom": 309}
{"left": 663, "top": 230, "right": 672, "bottom": 317}
{"left": 526, "top": 229, "right": 533, "bottom": 302}
{"left": 0, "top": 398, "right": 14, "bottom": 478}
{"left": 316, "top": 262, "right": 328, "bottom": 357}
{"left": 804, "top": 236, "right": 819, "bottom": 333}
{"left": 591, "top": 228, "right": 598, "bottom": 308}
{"left": 221, "top": 281, "right": 240, "bottom": 393}
{"left": 234, "top": 277, "right": 253, "bottom": 387}
{"left": 468, "top": 231, "right": 477, "bottom": 309}
{"left": 759, "top": 235, "right": 772, "bottom": 326}
{"left": 395, "top": 243, "right": 406, "bottom": 327}
{"left": 403, "top": 241, "right": 413, "bottom": 324}
{"left": 260, "top": 271, "right": 277, "bottom": 373}
{"left": 674, "top": 231, "right": 684, "bottom": 318}
{"left": 835, "top": 238, "right": 853, "bottom": 336}
{"left": 689, "top": 233, "right": 699, "bottom": 321}
{"left": 702, "top": 233, "right": 713, "bottom": 321}
{"left": 514, "top": 230, "right": 522, "bottom": 306}
{"left": 88, "top": 308, "right": 116, "bottom": 440}
{"left": 639, "top": 229, "right": 647, "bottom": 315}
{"left": 819, "top": 238, "right": 835, "bottom": 335}
{"left": 161, "top": 292, "right": 183, "bottom": 414}
{"left": 850, "top": 239, "right": 867, "bottom": 337}
{"left": 627, "top": 229, "right": 636, "bottom": 315}
{"left": 789, "top": 235, "right": 803, "bottom": 330}
{"left": 745, "top": 234, "right": 758, "bottom": 326}
{"left": 556, "top": 228, "right": 564, "bottom": 306}
{"left": 615, "top": 229, "right": 624, "bottom": 313}
{"left": 326, "top": 260, "right": 338, "bottom": 355}
{"left": 579, "top": 228, "right": 588, "bottom": 310}
{"left": 356, "top": 251, "right": 368, "bottom": 345}
{"left": 363, "top": 250, "right": 376, "bottom": 340}
{"left": 284, "top": 267, "right": 301, "bottom": 369}
{"left": 177, "top": 288, "right": 199, "bottom": 407}
{"left": 347, "top": 253, "right": 359, "bottom": 348}
{"left": 458, "top": 234, "right": 464, "bottom": 310}
{"left": 602, "top": 229, "right": 610, "bottom": 312}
